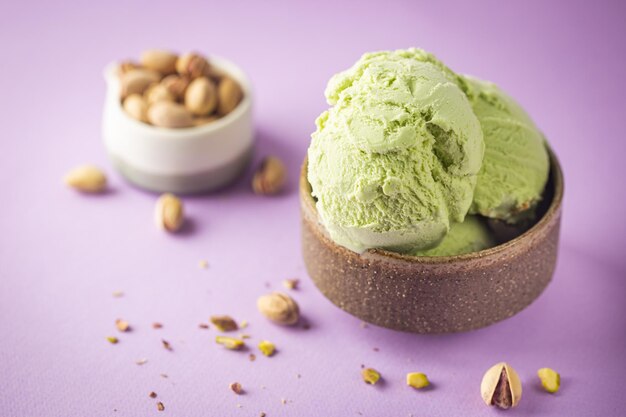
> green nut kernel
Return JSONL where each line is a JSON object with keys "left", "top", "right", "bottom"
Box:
{"left": 406, "top": 372, "right": 430, "bottom": 389}
{"left": 258, "top": 340, "right": 276, "bottom": 357}
{"left": 362, "top": 368, "right": 381, "bottom": 385}
{"left": 537, "top": 368, "right": 560, "bottom": 393}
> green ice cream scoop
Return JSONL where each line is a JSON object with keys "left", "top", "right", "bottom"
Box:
{"left": 413, "top": 215, "right": 495, "bottom": 257}
{"left": 461, "top": 76, "right": 550, "bottom": 222}
{"left": 307, "top": 49, "right": 484, "bottom": 253}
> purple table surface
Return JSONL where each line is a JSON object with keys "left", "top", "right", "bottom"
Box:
{"left": 1, "top": 1, "right": 625, "bottom": 416}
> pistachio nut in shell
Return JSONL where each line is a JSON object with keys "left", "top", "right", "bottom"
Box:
{"left": 120, "top": 69, "right": 160, "bottom": 98}
{"left": 252, "top": 156, "right": 287, "bottom": 195}
{"left": 122, "top": 94, "right": 148, "bottom": 122}
{"left": 480, "top": 362, "right": 522, "bottom": 409}
{"left": 154, "top": 193, "right": 184, "bottom": 232}
{"left": 185, "top": 77, "right": 218, "bottom": 116}
{"left": 217, "top": 77, "right": 243, "bottom": 116}
{"left": 257, "top": 292, "right": 299, "bottom": 325}
{"left": 147, "top": 101, "right": 194, "bottom": 128}
{"left": 161, "top": 74, "right": 190, "bottom": 101}
{"left": 140, "top": 49, "right": 178, "bottom": 75}
{"left": 64, "top": 165, "right": 107, "bottom": 193}
{"left": 176, "top": 53, "right": 210, "bottom": 79}
{"left": 144, "top": 83, "right": 175, "bottom": 105}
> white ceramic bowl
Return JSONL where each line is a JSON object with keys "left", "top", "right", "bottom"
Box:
{"left": 102, "top": 56, "right": 253, "bottom": 194}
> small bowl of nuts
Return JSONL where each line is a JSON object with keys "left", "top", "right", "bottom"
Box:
{"left": 103, "top": 50, "right": 253, "bottom": 194}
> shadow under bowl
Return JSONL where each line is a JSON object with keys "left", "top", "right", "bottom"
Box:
{"left": 300, "top": 150, "right": 564, "bottom": 334}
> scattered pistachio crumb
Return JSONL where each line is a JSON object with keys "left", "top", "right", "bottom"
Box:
{"left": 198, "top": 260, "right": 209, "bottom": 269}
{"left": 230, "top": 382, "right": 243, "bottom": 395}
{"left": 160, "top": 373, "right": 168, "bottom": 378}
{"left": 112, "top": 291, "right": 124, "bottom": 298}
{"left": 537, "top": 367, "right": 560, "bottom": 393}
{"left": 106, "top": 336, "right": 119, "bottom": 344}
{"left": 240, "top": 320, "right": 248, "bottom": 329}
{"left": 406, "top": 372, "right": 430, "bottom": 389}
{"left": 115, "top": 319, "right": 130, "bottom": 332}
{"left": 249, "top": 353, "right": 256, "bottom": 362}
{"left": 198, "top": 323, "right": 209, "bottom": 329}
{"left": 161, "top": 339, "right": 173, "bottom": 351}
{"left": 281, "top": 398, "right": 287, "bottom": 405}
{"left": 157, "top": 402, "right": 164, "bottom": 411}
{"left": 149, "top": 392, "right": 157, "bottom": 398}
{"left": 152, "top": 322, "right": 163, "bottom": 329}
{"left": 282, "top": 279, "right": 299, "bottom": 290}
{"left": 362, "top": 368, "right": 381, "bottom": 385}
{"left": 260, "top": 412, "right": 266, "bottom": 417}
{"left": 135, "top": 358, "right": 148, "bottom": 365}
{"left": 215, "top": 335, "right": 245, "bottom": 350}
{"left": 210, "top": 315, "right": 238, "bottom": 332}
{"left": 258, "top": 340, "right": 276, "bottom": 357}
{"left": 239, "top": 333, "right": 251, "bottom": 339}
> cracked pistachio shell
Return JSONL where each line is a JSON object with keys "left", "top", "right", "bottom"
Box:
{"left": 252, "top": 156, "right": 287, "bottom": 195}
{"left": 481, "top": 362, "right": 522, "bottom": 409}
{"left": 161, "top": 74, "right": 190, "bottom": 100}
{"left": 176, "top": 53, "right": 210, "bottom": 79}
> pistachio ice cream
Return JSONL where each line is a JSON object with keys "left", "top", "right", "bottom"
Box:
{"left": 461, "top": 75, "right": 549, "bottom": 222}
{"left": 414, "top": 215, "right": 495, "bottom": 257}
{"left": 307, "top": 49, "right": 484, "bottom": 253}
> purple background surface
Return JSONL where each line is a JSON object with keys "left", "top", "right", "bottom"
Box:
{"left": 1, "top": 1, "right": 625, "bottom": 416}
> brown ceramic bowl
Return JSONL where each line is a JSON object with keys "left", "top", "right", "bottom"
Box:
{"left": 300, "top": 150, "right": 564, "bottom": 333}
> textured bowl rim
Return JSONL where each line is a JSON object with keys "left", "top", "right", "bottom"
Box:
{"left": 300, "top": 147, "right": 564, "bottom": 264}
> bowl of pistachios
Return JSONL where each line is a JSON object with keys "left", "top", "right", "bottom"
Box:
{"left": 102, "top": 50, "right": 253, "bottom": 194}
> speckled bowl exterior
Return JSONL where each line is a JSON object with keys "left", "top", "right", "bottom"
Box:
{"left": 300, "top": 151, "right": 564, "bottom": 333}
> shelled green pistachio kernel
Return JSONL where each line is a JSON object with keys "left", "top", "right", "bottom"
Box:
{"left": 361, "top": 368, "right": 381, "bottom": 385}
{"left": 406, "top": 372, "right": 430, "bottom": 389}
{"left": 537, "top": 368, "right": 560, "bottom": 393}
{"left": 215, "top": 336, "right": 245, "bottom": 350}
{"left": 258, "top": 340, "right": 276, "bottom": 357}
